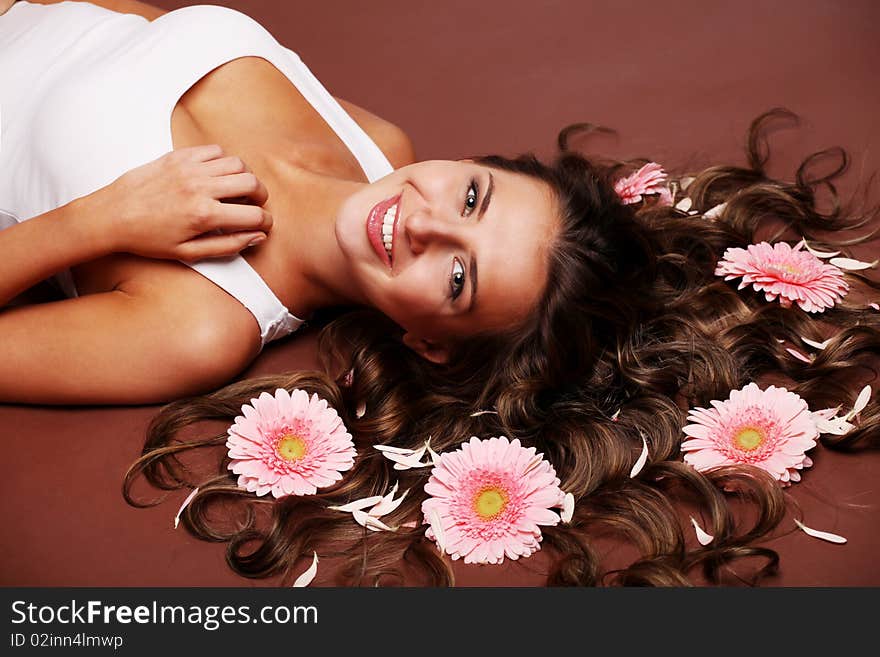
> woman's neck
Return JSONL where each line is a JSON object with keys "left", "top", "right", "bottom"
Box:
{"left": 258, "top": 155, "right": 369, "bottom": 318}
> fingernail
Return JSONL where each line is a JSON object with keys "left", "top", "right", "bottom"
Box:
{"left": 247, "top": 236, "right": 266, "bottom": 247}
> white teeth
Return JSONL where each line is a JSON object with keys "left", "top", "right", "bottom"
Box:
{"left": 381, "top": 203, "right": 397, "bottom": 260}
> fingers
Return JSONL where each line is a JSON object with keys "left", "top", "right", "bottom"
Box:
{"left": 177, "top": 230, "right": 268, "bottom": 263}
{"left": 175, "top": 143, "right": 225, "bottom": 163}
{"left": 208, "top": 171, "right": 269, "bottom": 207}
{"left": 202, "top": 201, "right": 274, "bottom": 234}
{"left": 174, "top": 145, "right": 271, "bottom": 209}
{"left": 200, "top": 154, "right": 250, "bottom": 177}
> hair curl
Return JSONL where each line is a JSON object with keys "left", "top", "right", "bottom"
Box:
{"left": 124, "top": 108, "right": 880, "bottom": 586}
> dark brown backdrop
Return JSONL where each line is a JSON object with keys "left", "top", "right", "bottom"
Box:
{"left": 2, "top": 0, "right": 878, "bottom": 586}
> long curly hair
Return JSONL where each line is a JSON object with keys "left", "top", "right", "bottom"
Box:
{"left": 123, "top": 108, "right": 880, "bottom": 586}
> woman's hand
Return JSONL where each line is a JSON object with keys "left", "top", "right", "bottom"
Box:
{"left": 90, "top": 144, "right": 274, "bottom": 262}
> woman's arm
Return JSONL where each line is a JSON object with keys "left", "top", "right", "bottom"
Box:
{"left": 24, "top": 0, "right": 168, "bottom": 21}
{"left": 1, "top": 145, "right": 272, "bottom": 308}
{"left": 0, "top": 197, "right": 111, "bottom": 308}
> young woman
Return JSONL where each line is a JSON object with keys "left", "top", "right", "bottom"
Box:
{"left": 3, "top": 1, "right": 879, "bottom": 585}
{"left": 5, "top": 0, "right": 538, "bottom": 403}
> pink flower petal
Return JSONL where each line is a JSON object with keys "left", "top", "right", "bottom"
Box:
{"left": 716, "top": 240, "right": 848, "bottom": 312}
{"left": 421, "top": 435, "right": 564, "bottom": 565}
{"left": 681, "top": 382, "right": 817, "bottom": 485}
{"left": 614, "top": 162, "right": 669, "bottom": 205}
{"left": 225, "top": 388, "right": 356, "bottom": 500}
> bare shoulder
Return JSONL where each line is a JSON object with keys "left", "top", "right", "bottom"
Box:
{"left": 0, "top": 0, "right": 15, "bottom": 17}
{"left": 335, "top": 97, "right": 416, "bottom": 169}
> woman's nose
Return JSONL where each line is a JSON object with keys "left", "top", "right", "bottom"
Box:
{"left": 404, "top": 210, "right": 462, "bottom": 254}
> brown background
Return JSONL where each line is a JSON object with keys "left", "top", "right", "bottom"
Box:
{"left": 1, "top": 0, "right": 878, "bottom": 586}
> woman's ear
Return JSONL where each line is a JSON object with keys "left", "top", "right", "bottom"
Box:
{"left": 401, "top": 332, "right": 451, "bottom": 365}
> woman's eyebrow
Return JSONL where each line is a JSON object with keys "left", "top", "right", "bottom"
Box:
{"left": 468, "top": 171, "right": 494, "bottom": 313}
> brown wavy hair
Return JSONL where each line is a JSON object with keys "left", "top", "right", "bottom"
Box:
{"left": 123, "top": 108, "right": 880, "bottom": 586}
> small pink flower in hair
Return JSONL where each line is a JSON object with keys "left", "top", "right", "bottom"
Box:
{"left": 421, "top": 436, "right": 565, "bottom": 564}
{"left": 714, "top": 240, "right": 849, "bottom": 312}
{"left": 680, "top": 382, "right": 818, "bottom": 486}
{"left": 613, "top": 162, "right": 669, "bottom": 205}
{"left": 225, "top": 388, "right": 356, "bottom": 498}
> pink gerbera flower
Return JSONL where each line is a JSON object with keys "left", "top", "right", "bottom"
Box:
{"left": 614, "top": 162, "right": 669, "bottom": 205}
{"left": 226, "top": 388, "right": 357, "bottom": 498}
{"left": 715, "top": 240, "right": 849, "bottom": 312}
{"left": 680, "top": 382, "right": 818, "bottom": 485}
{"left": 421, "top": 436, "right": 566, "bottom": 564}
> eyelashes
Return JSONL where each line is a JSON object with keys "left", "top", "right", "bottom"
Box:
{"left": 450, "top": 178, "right": 479, "bottom": 301}
{"left": 463, "top": 178, "right": 479, "bottom": 216}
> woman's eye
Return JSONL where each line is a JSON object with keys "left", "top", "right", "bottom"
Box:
{"left": 450, "top": 258, "right": 466, "bottom": 301}
{"left": 463, "top": 179, "right": 479, "bottom": 216}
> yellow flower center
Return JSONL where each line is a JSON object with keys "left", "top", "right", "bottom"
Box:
{"left": 277, "top": 433, "right": 307, "bottom": 462}
{"left": 473, "top": 487, "right": 507, "bottom": 520}
{"left": 733, "top": 426, "right": 764, "bottom": 451}
{"left": 771, "top": 262, "right": 800, "bottom": 277}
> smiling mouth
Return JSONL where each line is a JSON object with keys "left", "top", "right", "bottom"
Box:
{"left": 367, "top": 193, "right": 401, "bottom": 269}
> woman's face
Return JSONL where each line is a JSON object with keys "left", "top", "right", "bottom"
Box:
{"left": 335, "top": 159, "right": 559, "bottom": 363}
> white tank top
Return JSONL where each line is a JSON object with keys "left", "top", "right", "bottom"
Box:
{"left": 0, "top": 1, "right": 395, "bottom": 347}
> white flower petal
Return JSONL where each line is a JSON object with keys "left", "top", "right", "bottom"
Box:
{"left": 392, "top": 459, "right": 433, "bottom": 470}
{"left": 845, "top": 384, "right": 872, "bottom": 421}
{"left": 429, "top": 508, "right": 446, "bottom": 554}
{"left": 611, "top": 408, "right": 621, "bottom": 421}
{"left": 292, "top": 551, "right": 319, "bottom": 587}
{"left": 815, "top": 416, "right": 855, "bottom": 435}
{"left": 801, "top": 336, "right": 832, "bottom": 350}
{"left": 800, "top": 237, "right": 840, "bottom": 259}
{"left": 373, "top": 444, "right": 419, "bottom": 455}
{"left": 629, "top": 433, "right": 649, "bottom": 478}
{"left": 328, "top": 495, "right": 385, "bottom": 513}
{"left": 690, "top": 516, "right": 714, "bottom": 546}
{"left": 828, "top": 256, "right": 878, "bottom": 271}
{"left": 352, "top": 509, "right": 396, "bottom": 532}
{"left": 812, "top": 405, "right": 842, "bottom": 420}
{"left": 680, "top": 176, "right": 695, "bottom": 191}
{"left": 173, "top": 487, "right": 200, "bottom": 529}
{"left": 794, "top": 518, "right": 847, "bottom": 544}
{"left": 560, "top": 492, "right": 575, "bottom": 524}
{"left": 786, "top": 347, "right": 814, "bottom": 364}
{"left": 386, "top": 449, "right": 433, "bottom": 470}
{"left": 703, "top": 202, "right": 727, "bottom": 219}
{"left": 369, "top": 487, "right": 409, "bottom": 517}
{"left": 355, "top": 401, "right": 366, "bottom": 418}
{"left": 470, "top": 409, "right": 498, "bottom": 417}
{"left": 870, "top": 303, "right": 879, "bottom": 311}
{"left": 675, "top": 197, "right": 693, "bottom": 211}
{"left": 379, "top": 448, "right": 428, "bottom": 468}
{"left": 425, "top": 437, "right": 442, "bottom": 466}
